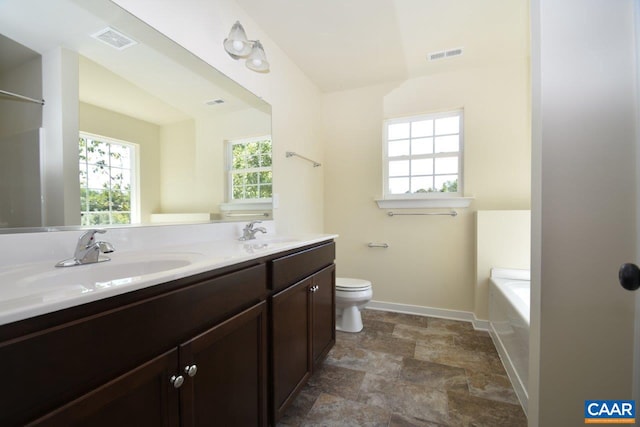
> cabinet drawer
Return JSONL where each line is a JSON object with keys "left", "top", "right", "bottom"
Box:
{"left": 0, "top": 263, "right": 266, "bottom": 427}
{"left": 271, "top": 242, "right": 335, "bottom": 292}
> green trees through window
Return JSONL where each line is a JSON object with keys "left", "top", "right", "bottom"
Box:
{"left": 79, "top": 135, "right": 135, "bottom": 226}
{"left": 230, "top": 137, "right": 272, "bottom": 200}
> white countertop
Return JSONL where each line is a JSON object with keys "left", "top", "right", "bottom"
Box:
{"left": 0, "top": 233, "right": 336, "bottom": 326}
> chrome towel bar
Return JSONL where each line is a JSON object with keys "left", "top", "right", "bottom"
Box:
{"left": 224, "top": 212, "right": 269, "bottom": 217}
{"left": 387, "top": 211, "right": 457, "bottom": 217}
{"left": 0, "top": 89, "right": 45, "bottom": 106}
{"left": 286, "top": 151, "right": 321, "bottom": 167}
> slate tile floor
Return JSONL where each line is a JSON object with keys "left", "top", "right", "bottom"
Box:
{"left": 278, "top": 309, "right": 527, "bottom": 427}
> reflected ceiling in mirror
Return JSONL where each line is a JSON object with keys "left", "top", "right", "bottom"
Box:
{"left": 0, "top": 0, "right": 272, "bottom": 233}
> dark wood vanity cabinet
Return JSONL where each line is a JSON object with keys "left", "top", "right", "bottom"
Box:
{"left": 27, "top": 301, "right": 268, "bottom": 427}
{"left": 271, "top": 243, "right": 336, "bottom": 422}
{"left": 1, "top": 263, "right": 268, "bottom": 427}
{"left": 0, "top": 240, "right": 335, "bottom": 427}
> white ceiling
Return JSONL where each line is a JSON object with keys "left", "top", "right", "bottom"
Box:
{"left": 235, "top": 0, "right": 530, "bottom": 93}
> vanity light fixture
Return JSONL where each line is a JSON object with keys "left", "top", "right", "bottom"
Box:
{"left": 223, "top": 21, "right": 270, "bottom": 73}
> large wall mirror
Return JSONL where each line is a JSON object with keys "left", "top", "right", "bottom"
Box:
{"left": 0, "top": 0, "right": 272, "bottom": 233}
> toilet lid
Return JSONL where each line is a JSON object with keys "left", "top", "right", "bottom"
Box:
{"left": 336, "top": 277, "right": 371, "bottom": 291}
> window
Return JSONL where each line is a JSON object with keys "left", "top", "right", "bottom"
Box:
{"left": 227, "top": 136, "right": 272, "bottom": 202}
{"left": 79, "top": 133, "right": 138, "bottom": 226}
{"left": 383, "top": 110, "right": 463, "bottom": 199}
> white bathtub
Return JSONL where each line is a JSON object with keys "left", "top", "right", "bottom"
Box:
{"left": 488, "top": 268, "right": 530, "bottom": 415}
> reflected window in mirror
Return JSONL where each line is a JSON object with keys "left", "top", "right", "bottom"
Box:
{"left": 228, "top": 136, "right": 273, "bottom": 202}
{"left": 79, "top": 133, "right": 139, "bottom": 226}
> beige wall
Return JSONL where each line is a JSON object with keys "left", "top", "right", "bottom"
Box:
{"left": 476, "top": 210, "right": 531, "bottom": 319}
{"left": 79, "top": 102, "right": 161, "bottom": 223}
{"left": 323, "top": 59, "right": 530, "bottom": 316}
{"left": 158, "top": 119, "right": 195, "bottom": 214}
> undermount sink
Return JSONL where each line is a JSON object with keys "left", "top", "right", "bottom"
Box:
{"left": 0, "top": 252, "right": 204, "bottom": 303}
{"left": 29, "top": 258, "right": 191, "bottom": 287}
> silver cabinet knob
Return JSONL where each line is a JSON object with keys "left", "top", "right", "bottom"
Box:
{"left": 309, "top": 284, "right": 319, "bottom": 292}
{"left": 170, "top": 375, "right": 184, "bottom": 388}
{"left": 184, "top": 364, "right": 198, "bottom": 377}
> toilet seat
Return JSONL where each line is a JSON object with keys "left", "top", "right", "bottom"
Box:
{"left": 336, "top": 278, "right": 372, "bottom": 292}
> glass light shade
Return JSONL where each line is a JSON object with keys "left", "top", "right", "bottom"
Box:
{"left": 223, "top": 21, "right": 251, "bottom": 57}
{"left": 245, "top": 40, "right": 270, "bottom": 72}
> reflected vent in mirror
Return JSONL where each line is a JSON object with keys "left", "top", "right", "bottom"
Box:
{"left": 428, "top": 47, "right": 463, "bottom": 61}
{"left": 91, "top": 27, "right": 137, "bottom": 50}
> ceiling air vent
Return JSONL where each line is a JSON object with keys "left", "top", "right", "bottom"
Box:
{"left": 428, "top": 47, "right": 464, "bottom": 61}
{"left": 91, "top": 27, "right": 137, "bottom": 51}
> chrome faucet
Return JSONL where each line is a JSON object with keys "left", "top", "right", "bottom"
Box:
{"left": 56, "top": 229, "right": 115, "bottom": 267}
{"left": 239, "top": 220, "right": 267, "bottom": 241}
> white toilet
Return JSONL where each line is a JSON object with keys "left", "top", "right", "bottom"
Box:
{"left": 335, "top": 277, "right": 373, "bottom": 333}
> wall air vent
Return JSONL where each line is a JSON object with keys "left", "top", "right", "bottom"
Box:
{"left": 91, "top": 27, "right": 137, "bottom": 51}
{"left": 428, "top": 47, "right": 464, "bottom": 61}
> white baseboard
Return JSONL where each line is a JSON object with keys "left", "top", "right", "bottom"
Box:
{"left": 365, "top": 300, "right": 489, "bottom": 331}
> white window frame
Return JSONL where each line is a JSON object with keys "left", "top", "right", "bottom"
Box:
{"left": 225, "top": 135, "right": 273, "bottom": 205}
{"left": 79, "top": 132, "right": 140, "bottom": 225}
{"left": 378, "top": 109, "right": 472, "bottom": 209}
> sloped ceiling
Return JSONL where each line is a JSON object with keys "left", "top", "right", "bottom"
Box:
{"left": 236, "top": 0, "right": 530, "bottom": 92}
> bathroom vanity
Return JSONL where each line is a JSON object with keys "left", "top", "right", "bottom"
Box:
{"left": 0, "top": 237, "right": 335, "bottom": 426}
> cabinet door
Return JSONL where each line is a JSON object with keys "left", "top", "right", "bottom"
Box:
{"left": 311, "top": 264, "right": 336, "bottom": 367}
{"left": 271, "top": 278, "right": 312, "bottom": 420}
{"left": 179, "top": 301, "right": 267, "bottom": 427}
{"left": 27, "top": 349, "right": 180, "bottom": 427}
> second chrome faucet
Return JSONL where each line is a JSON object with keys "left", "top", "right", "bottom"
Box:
{"left": 239, "top": 220, "right": 267, "bottom": 241}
